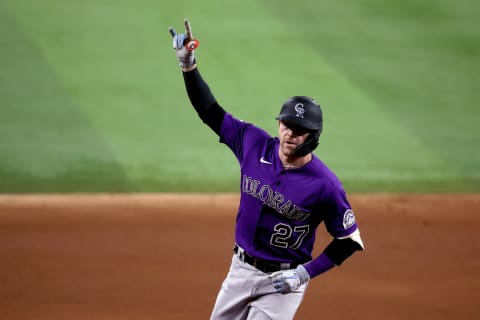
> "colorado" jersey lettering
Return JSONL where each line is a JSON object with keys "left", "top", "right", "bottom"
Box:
{"left": 242, "top": 174, "right": 310, "bottom": 221}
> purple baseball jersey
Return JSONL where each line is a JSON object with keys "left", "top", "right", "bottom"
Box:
{"left": 219, "top": 113, "right": 358, "bottom": 264}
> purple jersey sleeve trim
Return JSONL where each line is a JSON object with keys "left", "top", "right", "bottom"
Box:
{"left": 304, "top": 252, "right": 336, "bottom": 278}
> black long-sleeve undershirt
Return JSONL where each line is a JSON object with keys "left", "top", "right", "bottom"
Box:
{"left": 182, "top": 68, "right": 226, "bottom": 136}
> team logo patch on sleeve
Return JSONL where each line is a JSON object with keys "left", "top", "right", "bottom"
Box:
{"left": 342, "top": 209, "right": 356, "bottom": 229}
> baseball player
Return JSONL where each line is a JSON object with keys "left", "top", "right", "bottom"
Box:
{"left": 169, "top": 19, "right": 365, "bottom": 320}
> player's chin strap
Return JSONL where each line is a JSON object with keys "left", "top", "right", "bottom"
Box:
{"left": 295, "top": 130, "right": 321, "bottom": 157}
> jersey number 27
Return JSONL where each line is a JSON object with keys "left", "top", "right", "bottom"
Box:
{"left": 270, "top": 223, "right": 310, "bottom": 249}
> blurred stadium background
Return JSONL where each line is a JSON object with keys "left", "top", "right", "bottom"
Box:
{"left": 1, "top": 0, "right": 479, "bottom": 193}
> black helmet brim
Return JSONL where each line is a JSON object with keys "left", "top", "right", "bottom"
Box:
{"left": 275, "top": 115, "right": 322, "bottom": 131}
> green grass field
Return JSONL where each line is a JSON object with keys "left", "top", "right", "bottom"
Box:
{"left": 1, "top": 0, "right": 479, "bottom": 192}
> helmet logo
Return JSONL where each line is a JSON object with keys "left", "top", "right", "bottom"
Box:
{"left": 294, "top": 103, "right": 305, "bottom": 118}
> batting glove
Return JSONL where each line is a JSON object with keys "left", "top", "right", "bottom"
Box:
{"left": 168, "top": 19, "right": 199, "bottom": 70}
{"left": 270, "top": 265, "right": 310, "bottom": 294}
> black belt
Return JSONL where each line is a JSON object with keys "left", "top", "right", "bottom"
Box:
{"left": 233, "top": 244, "right": 297, "bottom": 273}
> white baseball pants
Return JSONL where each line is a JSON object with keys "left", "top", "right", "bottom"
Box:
{"left": 210, "top": 253, "right": 308, "bottom": 320}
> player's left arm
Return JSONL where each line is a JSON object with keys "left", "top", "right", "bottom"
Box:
{"left": 271, "top": 187, "right": 365, "bottom": 294}
{"left": 270, "top": 230, "right": 364, "bottom": 294}
{"left": 303, "top": 192, "right": 365, "bottom": 279}
{"left": 324, "top": 229, "right": 364, "bottom": 265}
{"left": 304, "top": 229, "right": 364, "bottom": 277}
{"left": 314, "top": 184, "right": 365, "bottom": 268}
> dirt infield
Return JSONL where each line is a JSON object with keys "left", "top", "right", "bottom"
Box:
{"left": 0, "top": 193, "right": 479, "bottom": 320}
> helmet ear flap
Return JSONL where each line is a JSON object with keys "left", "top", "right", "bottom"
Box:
{"left": 295, "top": 130, "right": 320, "bottom": 157}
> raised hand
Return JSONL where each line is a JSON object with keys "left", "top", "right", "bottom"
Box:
{"left": 168, "top": 19, "right": 199, "bottom": 69}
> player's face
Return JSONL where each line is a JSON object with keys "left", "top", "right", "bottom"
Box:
{"left": 278, "top": 121, "right": 310, "bottom": 157}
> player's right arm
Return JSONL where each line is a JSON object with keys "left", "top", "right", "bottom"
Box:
{"left": 169, "top": 19, "right": 226, "bottom": 136}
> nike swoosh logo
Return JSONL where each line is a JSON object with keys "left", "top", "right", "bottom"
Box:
{"left": 260, "top": 157, "right": 273, "bottom": 165}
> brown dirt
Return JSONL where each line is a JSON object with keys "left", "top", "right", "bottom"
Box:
{"left": 0, "top": 193, "right": 479, "bottom": 320}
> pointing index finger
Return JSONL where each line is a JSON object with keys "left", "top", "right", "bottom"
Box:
{"left": 184, "top": 19, "right": 193, "bottom": 39}
{"left": 168, "top": 26, "right": 177, "bottom": 38}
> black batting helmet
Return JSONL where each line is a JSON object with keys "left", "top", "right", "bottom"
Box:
{"left": 275, "top": 96, "right": 323, "bottom": 156}
{"left": 275, "top": 96, "right": 323, "bottom": 132}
